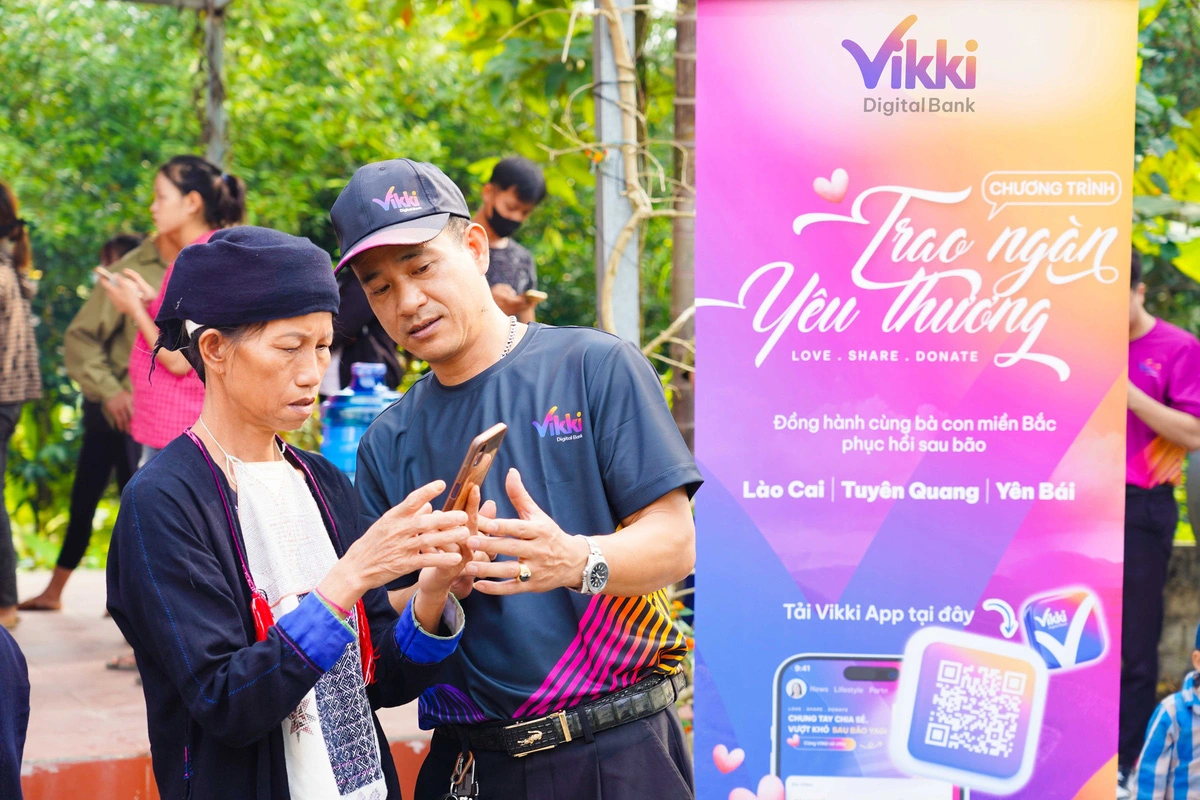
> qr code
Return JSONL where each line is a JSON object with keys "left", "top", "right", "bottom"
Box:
{"left": 921, "top": 659, "right": 1023, "bottom": 759}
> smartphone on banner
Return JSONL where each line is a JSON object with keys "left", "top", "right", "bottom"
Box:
{"left": 772, "top": 654, "right": 966, "bottom": 800}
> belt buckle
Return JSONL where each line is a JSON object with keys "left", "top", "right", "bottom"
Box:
{"left": 507, "top": 710, "right": 572, "bottom": 757}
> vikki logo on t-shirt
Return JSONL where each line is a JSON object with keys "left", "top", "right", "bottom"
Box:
{"left": 533, "top": 405, "right": 585, "bottom": 442}
{"left": 1138, "top": 357, "right": 1163, "bottom": 377}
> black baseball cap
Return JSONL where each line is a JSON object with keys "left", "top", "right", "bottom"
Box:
{"left": 330, "top": 158, "right": 471, "bottom": 272}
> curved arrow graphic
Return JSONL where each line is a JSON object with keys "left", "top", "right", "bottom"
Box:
{"left": 983, "top": 598, "right": 1019, "bottom": 639}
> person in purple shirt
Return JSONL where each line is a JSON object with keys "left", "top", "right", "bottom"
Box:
{"left": 1120, "top": 248, "right": 1200, "bottom": 789}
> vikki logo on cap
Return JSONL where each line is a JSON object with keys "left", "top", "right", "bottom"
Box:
{"left": 371, "top": 186, "right": 422, "bottom": 212}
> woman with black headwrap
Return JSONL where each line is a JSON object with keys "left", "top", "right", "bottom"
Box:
{"left": 106, "top": 226, "right": 479, "bottom": 800}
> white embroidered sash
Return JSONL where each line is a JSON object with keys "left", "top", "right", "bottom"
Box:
{"left": 235, "top": 459, "right": 385, "bottom": 800}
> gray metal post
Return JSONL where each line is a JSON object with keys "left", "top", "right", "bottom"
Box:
{"left": 204, "top": 2, "right": 227, "bottom": 168}
{"left": 593, "top": 0, "right": 640, "bottom": 343}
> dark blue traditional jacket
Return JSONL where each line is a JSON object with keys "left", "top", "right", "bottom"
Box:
{"left": 0, "top": 626, "right": 28, "bottom": 800}
{"left": 108, "top": 436, "right": 458, "bottom": 800}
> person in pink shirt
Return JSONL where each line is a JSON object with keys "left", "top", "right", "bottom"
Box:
{"left": 1120, "top": 248, "right": 1200, "bottom": 789}
{"left": 103, "top": 156, "right": 246, "bottom": 466}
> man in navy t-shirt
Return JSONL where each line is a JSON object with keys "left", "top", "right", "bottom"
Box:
{"left": 330, "top": 159, "right": 702, "bottom": 799}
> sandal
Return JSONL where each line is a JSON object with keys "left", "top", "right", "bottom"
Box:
{"left": 106, "top": 653, "right": 139, "bottom": 671}
{"left": 17, "top": 596, "right": 62, "bottom": 612}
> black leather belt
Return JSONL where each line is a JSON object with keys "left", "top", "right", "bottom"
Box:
{"left": 436, "top": 672, "right": 688, "bottom": 758}
{"left": 1126, "top": 483, "right": 1176, "bottom": 496}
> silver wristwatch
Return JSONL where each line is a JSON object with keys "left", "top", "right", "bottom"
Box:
{"left": 577, "top": 538, "right": 609, "bottom": 595}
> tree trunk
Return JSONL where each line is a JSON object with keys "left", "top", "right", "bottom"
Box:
{"left": 671, "top": 0, "right": 696, "bottom": 451}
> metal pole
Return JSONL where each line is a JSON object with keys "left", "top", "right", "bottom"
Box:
{"left": 671, "top": 0, "right": 696, "bottom": 450}
{"left": 110, "top": 0, "right": 232, "bottom": 166}
{"left": 593, "top": 0, "right": 640, "bottom": 343}
{"left": 204, "top": 1, "right": 227, "bottom": 168}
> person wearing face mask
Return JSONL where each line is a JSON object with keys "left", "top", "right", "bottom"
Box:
{"left": 474, "top": 157, "right": 547, "bottom": 324}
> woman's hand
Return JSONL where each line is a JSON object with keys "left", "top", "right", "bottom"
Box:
{"left": 100, "top": 272, "right": 147, "bottom": 317}
{"left": 121, "top": 269, "right": 158, "bottom": 306}
{"left": 318, "top": 481, "right": 469, "bottom": 612}
{"left": 449, "top": 495, "right": 496, "bottom": 600}
{"left": 354, "top": 480, "right": 470, "bottom": 587}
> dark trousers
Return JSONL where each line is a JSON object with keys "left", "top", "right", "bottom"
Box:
{"left": 1119, "top": 484, "right": 1179, "bottom": 769}
{"left": 0, "top": 403, "right": 22, "bottom": 607}
{"left": 415, "top": 708, "right": 694, "bottom": 800}
{"left": 56, "top": 401, "right": 140, "bottom": 571}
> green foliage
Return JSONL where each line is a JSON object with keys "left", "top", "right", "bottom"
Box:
{"left": 1133, "top": 0, "right": 1200, "bottom": 329}
{"left": 0, "top": 0, "right": 200, "bottom": 566}
{"left": 0, "top": 0, "right": 681, "bottom": 567}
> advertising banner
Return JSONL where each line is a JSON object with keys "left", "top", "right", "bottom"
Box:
{"left": 694, "top": 2, "right": 1137, "bottom": 798}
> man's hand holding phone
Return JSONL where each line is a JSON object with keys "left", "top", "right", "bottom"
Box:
{"left": 490, "top": 283, "right": 529, "bottom": 316}
{"left": 418, "top": 486, "right": 496, "bottom": 601}
{"left": 465, "top": 468, "right": 589, "bottom": 595}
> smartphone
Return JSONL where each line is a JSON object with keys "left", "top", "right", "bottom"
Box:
{"left": 442, "top": 423, "right": 507, "bottom": 512}
{"left": 524, "top": 289, "right": 548, "bottom": 303}
{"left": 772, "top": 654, "right": 965, "bottom": 800}
{"left": 93, "top": 266, "right": 118, "bottom": 284}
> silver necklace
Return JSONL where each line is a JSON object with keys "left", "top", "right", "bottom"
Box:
{"left": 500, "top": 316, "right": 519, "bottom": 359}
{"left": 197, "top": 416, "right": 284, "bottom": 489}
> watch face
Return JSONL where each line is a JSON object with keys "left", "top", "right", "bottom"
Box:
{"left": 589, "top": 562, "right": 610, "bottom": 591}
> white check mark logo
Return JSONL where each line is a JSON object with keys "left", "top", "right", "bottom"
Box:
{"left": 1032, "top": 594, "right": 1095, "bottom": 667}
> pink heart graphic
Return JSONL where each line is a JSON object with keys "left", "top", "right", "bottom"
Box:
{"left": 712, "top": 744, "right": 745, "bottom": 774}
{"left": 813, "top": 168, "right": 849, "bottom": 203}
{"left": 729, "top": 775, "right": 786, "bottom": 800}
{"left": 786, "top": 733, "right": 801, "bottom": 748}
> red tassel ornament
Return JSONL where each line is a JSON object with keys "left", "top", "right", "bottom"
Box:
{"left": 251, "top": 591, "right": 274, "bottom": 642}
{"left": 355, "top": 599, "right": 377, "bottom": 684}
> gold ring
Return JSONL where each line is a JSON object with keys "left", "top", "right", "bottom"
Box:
{"left": 517, "top": 563, "right": 532, "bottom": 583}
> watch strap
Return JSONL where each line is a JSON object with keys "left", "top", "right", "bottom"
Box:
{"left": 579, "top": 537, "right": 607, "bottom": 595}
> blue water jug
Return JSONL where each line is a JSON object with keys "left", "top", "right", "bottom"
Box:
{"left": 320, "top": 362, "right": 401, "bottom": 482}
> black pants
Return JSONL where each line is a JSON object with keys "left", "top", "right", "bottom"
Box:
{"left": 0, "top": 403, "right": 22, "bottom": 607}
{"left": 1118, "top": 483, "right": 1178, "bottom": 769}
{"left": 415, "top": 708, "right": 694, "bottom": 800}
{"left": 56, "top": 401, "right": 141, "bottom": 571}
